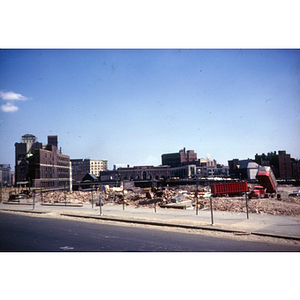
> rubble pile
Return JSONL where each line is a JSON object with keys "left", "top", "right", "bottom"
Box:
{"left": 36, "top": 185, "right": 300, "bottom": 216}
{"left": 200, "top": 197, "right": 300, "bottom": 216}
{"left": 41, "top": 191, "right": 104, "bottom": 204}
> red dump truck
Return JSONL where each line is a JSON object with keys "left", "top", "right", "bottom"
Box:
{"left": 248, "top": 185, "right": 267, "bottom": 199}
{"left": 211, "top": 182, "right": 249, "bottom": 197}
{"left": 248, "top": 166, "right": 278, "bottom": 199}
{"left": 256, "top": 166, "right": 277, "bottom": 196}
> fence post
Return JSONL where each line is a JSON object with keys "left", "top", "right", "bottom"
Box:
{"left": 196, "top": 179, "right": 199, "bottom": 215}
{"left": 41, "top": 184, "right": 43, "bottom": 204}
{"left": 245, "top": 181, "right": 249, "bottom": 219}
{"left": 99, "top": 193, "right": 102, "bottom": 216}
{"left": 122, "top": 182, "right": 125, "bottom": 210}
{"left": 210, "top": 197, "right": 214, "bottom": 225}
{"left": 33, "top": 191, "right": 35, "bottom": 210}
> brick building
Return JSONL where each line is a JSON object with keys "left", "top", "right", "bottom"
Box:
{"left": 292, "top": 159, "right": 300, "bottom": 181}
{"left": 71, "top": 159, "right": 86, "bottom": 182}
{"left": 255, "top": 151, "right": 293, "bottom": 179}
{"left": 117, "top": 165, "right": 170, "bottom": 181}
{"left": 15, "top": 134, "right": 71, "bottom": 190}
{"left": 71, "top": 158, "right": 108, "bottom": 182}
{"left": 162, "top": 148, "right": 197, "bottom": 167}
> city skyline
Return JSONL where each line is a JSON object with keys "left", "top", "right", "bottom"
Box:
{"left": 1, "top": 49, "right": 299, "bottom": 170}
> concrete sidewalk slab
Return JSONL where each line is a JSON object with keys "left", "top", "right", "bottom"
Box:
{"left": 1, "top": 202, "right": 300, "bottom": 240}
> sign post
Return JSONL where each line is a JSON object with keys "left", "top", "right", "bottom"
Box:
{"left": 92, "top": 184, "right": 94, "bottom": 209}
{"left": 123, "top": 181, "right": 135, "bottom": 211}
{"left": 33, "top": 190, "right": 35, "bottom": 210}
{"left": 210, "top": 196, "right": 214, "bottom": 226}
{"left": 245, "top": 181, "right": 249, "bottom": 219}
{"left": 99, "top": 194, "right": 102, "bottom": 215}
{"left": 64, "top": 182, "right": 67, "bottom": 206}
{"left": 122, "top": 182, "right": 125, "bottom": 210}
{"left": 41, "top": 184, "right": 43, "bottom": 204}
{"left": 196, "top": 179, "right": 199, "bottom": 215}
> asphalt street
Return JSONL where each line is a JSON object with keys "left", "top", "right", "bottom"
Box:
{"left": 1, "top": 212, "right": 299, "bottom": 251}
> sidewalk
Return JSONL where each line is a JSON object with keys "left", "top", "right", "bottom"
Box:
{"left": 1, "top": 202, "right": 300, "bottom": 240}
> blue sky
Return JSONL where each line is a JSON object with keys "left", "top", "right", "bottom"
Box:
{"left": 0, "top": 49, "right": 299, "bottom": 169}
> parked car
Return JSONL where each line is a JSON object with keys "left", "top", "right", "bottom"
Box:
{"left": 288, "top": 190, "right": 300, "bottom": 197}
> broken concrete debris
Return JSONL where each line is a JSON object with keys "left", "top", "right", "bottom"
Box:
{"left": 7, "top": 184, "right": 300, "bottom": 216}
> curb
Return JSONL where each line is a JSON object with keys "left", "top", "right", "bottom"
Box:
{"left": 41, "top": 203, "right": 83, "bottom": 207}
{"left": 2, "top": 202, "right": 33, "bottom": 205}
{"left": 60, "top": 213, "right": 300, "bottom": 241}
{"left": 1, "top": 208, "right": 48, "bottom": 214}
{"left": 2, "top": 209, "right": 299, "bottom": 241}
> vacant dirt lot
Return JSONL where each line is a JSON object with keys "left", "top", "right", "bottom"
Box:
{"left": 3, "top": 184, "right": 299, "bottom": 217}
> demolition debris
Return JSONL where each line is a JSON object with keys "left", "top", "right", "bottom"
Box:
{"left": 5, "top": 184, "right": 299, "bottom": 217}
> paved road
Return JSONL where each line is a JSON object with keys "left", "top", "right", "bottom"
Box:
{"left": 0, "top": 212, "right": 299, "bottom": 251}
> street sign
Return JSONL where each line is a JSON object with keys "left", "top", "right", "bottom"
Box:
{"left": 123, "top": 181, "right": 135, "bottom": 189}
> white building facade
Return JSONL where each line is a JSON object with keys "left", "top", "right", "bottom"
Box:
{"left": 83, "top": 159, "right": 108, "bottom": 177}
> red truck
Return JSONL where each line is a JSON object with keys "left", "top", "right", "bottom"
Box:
{"left": 256, "top": 166, "right": 277, "bottom": 196}
{"left": 211, "top": 181, "right": 249, "bottom": 197}
{"left": 248, "top": 185, "right": 266, "bottom": 199}
{"left": 248, "top": 166, "right": 278, "bottom": 199}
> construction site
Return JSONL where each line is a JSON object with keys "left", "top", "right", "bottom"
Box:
{"left": 2, "top": 164, "right": 299, "bottom": 217}
{"left": 2, "top": 182, "right": 300, "bottom": 217}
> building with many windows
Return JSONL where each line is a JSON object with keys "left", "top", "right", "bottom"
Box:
{"left": 71, "top": 158, "right": 108, "bottom": 182}
{"left": 117, "top": 165, "right": 170, "bottom": 181}
{"left": 162, "top": 148, "right": 197, "bottom": 167}
{"left": 70, "top": 159, "right": 86, "bottom": 182}
{"left": 255, "top": 151, "right": 293, "bottom": 179}
{"left": 83, "top": 159, "right": 107, "bottom": 177}
{"left": 15, "top": 134, "right": 71, "bottom": 190}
